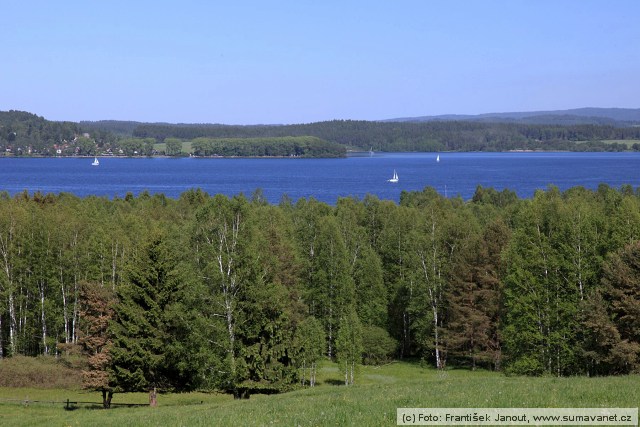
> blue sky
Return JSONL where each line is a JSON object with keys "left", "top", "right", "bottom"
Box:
{"left": 1, "top": 1, "right": 638, "bottom": 124}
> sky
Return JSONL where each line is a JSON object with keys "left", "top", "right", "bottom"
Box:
{"left": 1, "top": 1, "right": 639, "bottom": 124}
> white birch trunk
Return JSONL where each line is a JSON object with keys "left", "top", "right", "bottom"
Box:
{"left": 0, "top": 229, "right": 18, "bottom": 355}
{"left": 211, "top": 211, "right": 242, "bottom": 387}
{"left": 421, "top": 253, "right": 444, "bottom": 370}
{"left": 344, "top": 360, "right": 348, "bottom": 385}
{"left": 59, "top": 258, "right": 69, "bottom": 344}
{"left": 39, "top": 281, "right": 48, "bottom": 355}
{"left": 327, "top": 306, "right": 333, "bottom": 358}
{"left": 418, "top": 216, "right": 446, "bottom": 370}
{"left": 430, "top": 288, "right": 441, "bottom": 369}
{"left": 0, "top": 315, "right": 3, "bottom": 358}
{"left": 61, "top": 284, "right": 69, "bottom": 344}
{"left": 112, "top": 241, "right": 118, "bottom": 290}
{"left": 350, "top": 361, "right": 355, "bottom": 385}
{"left": 72, "top": 277, "right": 80, "bottom": 344}
{"left": 8, "top": 292, "right": 16, "bottom": 355}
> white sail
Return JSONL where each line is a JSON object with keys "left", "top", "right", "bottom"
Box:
{"left": 92, "top": 157, "right": 99, "bottom": 166}
{"left": 436, "top": 154, "right": 440, "bottom": 163}
{"left": 388, "top": 170, "right": 398, "bottom": 183}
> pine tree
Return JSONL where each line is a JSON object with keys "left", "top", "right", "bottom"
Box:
{"left": 446, "top": 219, "right": 509, "bottom": 370}
{"left": 583, "top": 241, "right": 640, "bottom": 374}
{"left": 237, "top": 205, "right": 305, "bottom": 389}
{"left": 108, "top": 228, "right": 187, "bottom": 393}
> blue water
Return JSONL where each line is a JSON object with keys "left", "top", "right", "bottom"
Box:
{"left": 1, "top": 152, "right": 639, "bottom": 204}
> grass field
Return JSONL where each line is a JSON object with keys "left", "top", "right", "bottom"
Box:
{"left": 1, "top": 361, "right": 638, "bottom": 426}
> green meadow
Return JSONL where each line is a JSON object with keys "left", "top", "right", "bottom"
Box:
{"left": 1, "top": 361, "right": 638, "bottom": 427}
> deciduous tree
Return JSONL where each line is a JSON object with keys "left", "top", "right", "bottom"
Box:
{"left": 335, "top": 308, "right": 363, "bottom": 385}
{"left": 77, "top": 281, "right": 116, "bottom": 408}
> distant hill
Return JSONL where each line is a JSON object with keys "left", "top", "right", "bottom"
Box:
{"left": 385, "top": 108, "right": 640, "bottom": 126}
{"left": 77, "top": 108, "right": 640, "bottom": 137}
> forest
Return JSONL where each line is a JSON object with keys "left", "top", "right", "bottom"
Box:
{"left": 0, "top": 184, "right": 639, "bottom": 404}
{"left": 3, "top": 110, "right": 640, "bottom": 157}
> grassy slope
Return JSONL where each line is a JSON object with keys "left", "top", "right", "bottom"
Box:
{"left": 1, "top": 361, "right": 638, "bottom": 426}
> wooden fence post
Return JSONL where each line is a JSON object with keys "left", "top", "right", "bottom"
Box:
{"left": 149, "top": 387, "right": 157, "bottom": 407}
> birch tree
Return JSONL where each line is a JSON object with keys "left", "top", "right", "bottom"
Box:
{"left": 336, "top": 308, "right": 363, "bottom": 385}
{"left": 336, "top": 198, "right": 387, "bottom": 328}
{"left": 193, "top": 195, "right": 250, "bottom": 393}
{"left": 293, "top": 316, "right": 325, "bottom": 387}
{"left": 0, "top": 198, "right": 24, "bottom": 357}
{"left": 503, "top": 188, "right": 582, "bottom": 375}
{"left": 307, "top": 215, "right": 355, "bottom": 358}
{"left": 407, "top": 201, "right": 454, "bottom": 369}
{"left": 376, "top": 204, "right": 415, "bottom": 357}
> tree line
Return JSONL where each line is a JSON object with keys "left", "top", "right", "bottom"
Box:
{"left": 189, "top": 136, "right": 345, "bottom": 157}
{"left": 1, "top": 184, "right": 639, "bottom": 403}
{"left": 132, "top": 120, "right": 640, "bottom": 152}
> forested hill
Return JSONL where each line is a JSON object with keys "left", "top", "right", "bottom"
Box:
{"left": 79, "top": 119, "right": 144, "bottom": 137}
{"left": 132, "top": 120, "right": 640, "bottom": 151}
{"left": 0, "top": 110, "right": 79, "bottom": 153}
{"left": 0, "top": 110, "right": 116, "bottom": 155}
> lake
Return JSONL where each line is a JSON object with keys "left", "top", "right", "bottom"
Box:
{"left": 1, "top": 152, "right": 639, "bottom": 204}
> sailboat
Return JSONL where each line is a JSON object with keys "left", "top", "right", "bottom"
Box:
{"left": 387, "top": 170, "right": 398, "bottom": 183}
{"left": 436, "top": 154, "right": 440, "bottom": 163}
{"left": 92, "top": 157, "right": 100, "bottom": 166}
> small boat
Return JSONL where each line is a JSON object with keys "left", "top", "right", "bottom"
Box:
{"left": 436, "top": 154, "right": 440, "bottom": 163}
{"left": 387, "top": 170, "right": 398, "bottom": 183}
{"left": 92, "top": 157, "right": 100, "bottom": 166}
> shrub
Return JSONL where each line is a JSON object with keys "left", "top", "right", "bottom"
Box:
{"left": 361, "top": 326, "right": 398, "bottom": 365}
{"left": 0, "top": 355, "right": 83, "bottom": 389}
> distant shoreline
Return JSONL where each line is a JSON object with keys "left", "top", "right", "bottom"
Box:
{"left": 3, "top": 149, "right": 640, "bottom": 160}
{"left": 0, "top": 154, "right": 347, "bottom": 159}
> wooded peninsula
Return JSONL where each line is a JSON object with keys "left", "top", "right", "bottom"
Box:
{"left": 2, "top": 110, "right": 640, "bottom": 158}
{"left": 0, "top": 184, "right": 639, "bottom": 405}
